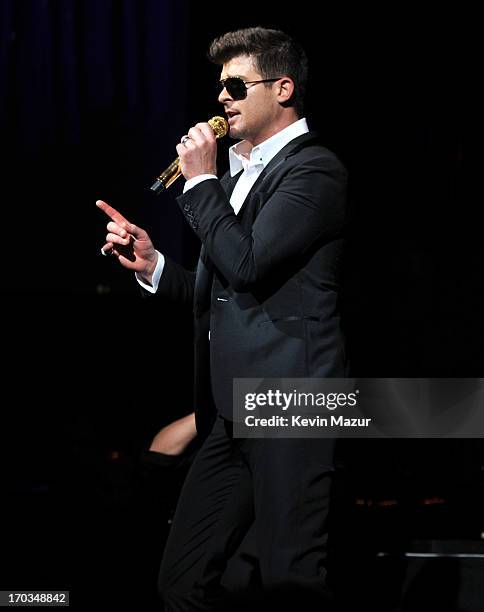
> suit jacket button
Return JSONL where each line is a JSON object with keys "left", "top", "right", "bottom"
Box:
{"left": 192, "top": 222, "right": 198, "bottom": 229}
{"left": 184, "top": 204, "right": 190, "bottom": 212}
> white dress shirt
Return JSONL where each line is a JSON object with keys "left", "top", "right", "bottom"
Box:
{"left": 136, "top": 118, "right": 309, "bottom": 293}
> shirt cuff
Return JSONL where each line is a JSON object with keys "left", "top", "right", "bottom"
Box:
{"left": 135, "top": 251, "right": 165, "bottom": 293}
{"left": 183, "top": 175, "right": 217, "bottom": 193}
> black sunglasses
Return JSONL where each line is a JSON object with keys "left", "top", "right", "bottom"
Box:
{"left": 217, "top": 76, "right": 283, "bottom": 100}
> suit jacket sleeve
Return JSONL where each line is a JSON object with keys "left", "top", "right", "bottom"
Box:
{"left": 176, "top": 153, "right": 347, "bottom": 292}
{"left": 140, "top": 254, "right": 196, "bottom": 305}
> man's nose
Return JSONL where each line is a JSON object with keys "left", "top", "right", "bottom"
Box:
{"left": 218, "top": 87, "right": 232, "bottom": 105}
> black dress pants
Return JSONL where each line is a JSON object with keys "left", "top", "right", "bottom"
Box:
{"left": 158, "top": 415, "right": 335, "bottom": 611}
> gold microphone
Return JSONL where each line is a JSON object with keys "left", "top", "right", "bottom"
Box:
{"left": 150, "top": 116, "right": 229, "bottom": 194}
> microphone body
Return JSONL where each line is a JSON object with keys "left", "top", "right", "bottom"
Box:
{"left": 150, "top": 116, "right": 228, "bottom": 195}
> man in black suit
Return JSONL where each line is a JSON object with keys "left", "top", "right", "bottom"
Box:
{"left": 98, "top": 27, "right": 347, "bottom": 611}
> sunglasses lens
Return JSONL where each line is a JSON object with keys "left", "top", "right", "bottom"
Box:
{"left": 222, "top": 78, "right": 246, "bottom": 100}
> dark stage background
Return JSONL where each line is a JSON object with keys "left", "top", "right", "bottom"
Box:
{"left": 1, "top": 2, "right": 481, "bottom": 610}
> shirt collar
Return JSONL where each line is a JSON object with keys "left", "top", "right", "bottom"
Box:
{"left": 228, "top": 118, "right": 309, "bottom": 177}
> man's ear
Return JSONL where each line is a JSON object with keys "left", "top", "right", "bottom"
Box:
{"left": 276, "top": 77, "right": 295, "bottom": 105}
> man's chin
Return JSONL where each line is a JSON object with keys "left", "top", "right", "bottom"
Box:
{"left": 228, "top": 126, "right": 241, "bottom": 139}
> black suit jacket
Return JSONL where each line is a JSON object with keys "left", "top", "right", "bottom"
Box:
{"left": 154, "top": 132, "right": 348, "bottom": 438}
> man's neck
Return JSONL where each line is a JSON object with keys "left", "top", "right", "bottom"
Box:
{"left": 229, "top": 118, "right": 309, "bottom": 177}
{"left": 249, "top": 113, "right": 300, "bottom": 147}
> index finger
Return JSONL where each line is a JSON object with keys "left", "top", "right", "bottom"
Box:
{"left": 195, "top": 122, "right": 216, "bottom": 141}
{"left": 96, "top": 200, "right": 130, "bottom": 229}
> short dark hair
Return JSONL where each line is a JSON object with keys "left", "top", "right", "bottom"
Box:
{"left": 208, "top": 27, "right": 307, "bottom": 117}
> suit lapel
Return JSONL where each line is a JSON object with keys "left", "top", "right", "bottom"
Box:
{"left": 235, "top": 131, "right": 320, "bottom": 218}
{"left": 196, "top": 131, "right": 321, "bottom": 304}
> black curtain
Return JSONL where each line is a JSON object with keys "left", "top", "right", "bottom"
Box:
{"left": 1, "top": 3, "right": 194, "bottom": 605}
{"left": 1, "top": 0, "right": 191, "bottom": 294}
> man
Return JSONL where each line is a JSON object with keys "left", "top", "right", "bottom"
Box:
{"left": 98, "top": 27, "right": 347, "bottom": 611}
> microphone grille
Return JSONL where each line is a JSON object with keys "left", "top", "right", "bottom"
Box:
{"left": 208, "top": 116, "right": 229, "bottom": 138}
